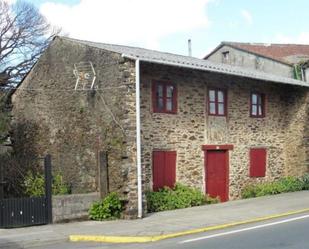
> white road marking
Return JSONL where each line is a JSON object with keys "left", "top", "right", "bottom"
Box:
{"left": 180, "top": 213, "right": 309, "bottom": 244}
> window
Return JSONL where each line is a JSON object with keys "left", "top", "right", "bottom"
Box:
{"left": 250, "top": 93, "right": 265, "bottom": 117}
{"left": 208, "top": 89, "right": 227, "bottom": 116}
{"left": 152, "top": 81, "right": 177, "bottom": 113}
{"left": 152, "top": 151, "right": 176, "bottom": 191}
{"left": 222, "top": 51, "right": 229, "bottom": 63}
{"left": 249, "top": 148, "right": 266, "bottom": 177}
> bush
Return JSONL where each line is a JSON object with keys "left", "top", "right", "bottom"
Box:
{"left": 89, "top": 192, "right": 123, "bottom": 220}
{"left": 241, "top": 176, "right": 306, "bottom": 199}
{"left": 146, "top": 183, "right": 212, "bottom": 213}
{"left": 205, "top": 194, "right": 220, "bottom": 204}
{"left": 24, "top": 171, "right": 70, "bottom": 197}
{"left": 301, "top": 173, "right": 309, "bottom": 190}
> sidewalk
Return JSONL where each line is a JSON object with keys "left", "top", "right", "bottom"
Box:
{"left": 1, "top": 191, "right": 309, "bottom": 248}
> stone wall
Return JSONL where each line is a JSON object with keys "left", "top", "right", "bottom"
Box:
{"left": 206, "top": 45, "right": 293, "bottom": 78}
{"left": 11, "top": 37, "right": 139, "bottom": 217}
{"left": 52, "top": 192, "right": 99, "bottom": 223}
{"left": 140, "top": 62, "right": 309, "bottom": 199}
{"left": 11, "top": 37, "right": 309, "bottom": 218}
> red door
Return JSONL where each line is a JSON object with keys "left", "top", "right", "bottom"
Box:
{"left": 153, "top": 151, "right": 176, "bottom": 191}
{"left": 205, "top": 150, "right": 229, "bottom": 202}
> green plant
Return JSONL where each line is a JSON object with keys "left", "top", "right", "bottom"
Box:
{"left": 52, "top": 174, "right": 70, "bottom": 195}
{"left": 241, "top": 176, "right": 306, "bottom": 199}
{"left": 301, "top": 173, "right": 309, "bottom": 190}
{"left": 24, "top": 172, "right": 45, "bottom": 197}
{"left": 23, "top": 171, "right": 70, "bottom": 197}
{"left": 89, "top": 192, "right": 123, "bottom": 220}
{"left": 205, "top": 194, "right": 220, "bottom": 204}
{"left": 146, "top": 183, "right": 209, "bottom": 213}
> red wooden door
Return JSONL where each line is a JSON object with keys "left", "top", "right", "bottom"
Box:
{"left": 205, "top": 150, "right": 229, "bottom": 202}
{"left": 153, "top": 151, "right": 176, "bottom": 191}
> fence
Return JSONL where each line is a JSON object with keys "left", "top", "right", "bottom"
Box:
{"left": 0, "top": 155, "right": 52, "bottom": 228}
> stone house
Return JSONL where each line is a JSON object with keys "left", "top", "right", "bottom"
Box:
{"left": 204, "top": 42, "right": 309, "bottom": 79}
{"left": 11, "top": 37, "right": 309, "bottom": 217}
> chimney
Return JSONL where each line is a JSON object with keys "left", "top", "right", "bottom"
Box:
{"left": 188, "top": 39, "right": 192, "bottom": 57}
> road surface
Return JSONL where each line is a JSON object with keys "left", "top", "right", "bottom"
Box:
{"left": 11, "top": 212, "right": 309, "bottom": 249}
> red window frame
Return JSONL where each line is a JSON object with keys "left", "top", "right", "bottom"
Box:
{"left": 152, "top": 80, "right": 177, "bottom": 114}
{"left": 250, "top": 92, "right": 265, "bottom": 118}
{"left": 208, "top": 88, "right": 227, "bottom": 116}
{"left": 249, "top": 148, "right": 266, "bottom": 177}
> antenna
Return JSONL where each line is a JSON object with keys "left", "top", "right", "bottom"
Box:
{"left": 73, "top": 61, "right": 96, "bottom": 90}
{"left": 188, "top": 39, "right": 192, "bottom": 57}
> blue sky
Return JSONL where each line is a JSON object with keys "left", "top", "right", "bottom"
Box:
{"left": 27, "top": 0, "right": 309, "bottom": 58}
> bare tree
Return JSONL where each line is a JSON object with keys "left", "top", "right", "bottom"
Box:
{"left": 0, "top": 0, "right": 58, "bottom": 86}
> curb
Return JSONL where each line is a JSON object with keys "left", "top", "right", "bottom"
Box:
{"left": 69, "top": 208, "right": 309, "bottom": 244}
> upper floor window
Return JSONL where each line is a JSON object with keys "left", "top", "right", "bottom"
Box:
{"left": 152, "top": 80, "right": 177, "bottom": 114}
{"left": 250, "top": 93, "right": 265, "bottom": 118}
{"left": 208, "top": 89, "right": 227, "bottom": 116}
{"left": 222, "top": 51, "right": 229, "bottom": 63}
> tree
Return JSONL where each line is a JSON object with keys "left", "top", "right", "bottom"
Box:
{"left": 0, "top": 0, "right": 58, "bottom": 87}
{"left": 0, "top": 0, "right": 59, "bottom": 145}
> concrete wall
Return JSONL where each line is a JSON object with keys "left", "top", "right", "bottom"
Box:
{"left": 206, "top": 45, "right": 293, "bottom": 78}
{"left": 140, "top": 62, "right": 309, "bottom": 199}
{"left": 52, "top": 192, "right": 99, "bottom": 223}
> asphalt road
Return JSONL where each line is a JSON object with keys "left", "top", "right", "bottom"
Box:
{"left": 26, "top": 213, "right": 309, "bottom": 249}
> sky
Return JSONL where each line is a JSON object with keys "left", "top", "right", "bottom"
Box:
{"left": 8, "top": 0, "right": 309, "bottom": 58}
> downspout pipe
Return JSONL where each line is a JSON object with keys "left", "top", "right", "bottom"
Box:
{"left": 135, "top": 59, "right": 143, "bottom": 218}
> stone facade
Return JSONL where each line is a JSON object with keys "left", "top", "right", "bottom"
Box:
{"left": 11, "top": 38, "right": 309, "bottom": 218}
{"left": 11, "top": 37, "right": 139, "bottom": 216}
{"left": 140, "top": 63, "right": 309, "bottom": 199}
{"left": 206, "top": 45, "right": 293, "bottom": 78}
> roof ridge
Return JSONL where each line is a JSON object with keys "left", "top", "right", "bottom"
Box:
{"left": 59, "top": 36, "right": 196, "bottom": 60}
{"left": 223, "top": 41, "right": 309, "bottom": 46}
{"left": 55, "top": 36, "right": 308, "bottom": 88}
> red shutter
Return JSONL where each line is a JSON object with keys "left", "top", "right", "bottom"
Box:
{"left": 164, "top": 151, "right": 176, "bottom": 189}
{"left": 153, "top": 151, "right": 165, "bottom": 191}
{"left": 250, "top": 148, "right": 266, "bottom": 177}
{"left": 152, "top": 151, "right": 176, "bottom": 191}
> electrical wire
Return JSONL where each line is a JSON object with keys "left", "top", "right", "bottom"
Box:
{"left": 0, "top": 85, "right": 128, "bottom": 92}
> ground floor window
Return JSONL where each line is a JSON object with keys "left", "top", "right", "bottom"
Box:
{"left": 249, "top": 148, "right": 266, "bottom": 177}
{"left": 152, "top": 151, "right": 176, "bottom": 191}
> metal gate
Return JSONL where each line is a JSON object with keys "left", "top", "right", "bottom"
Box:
{"left": 0, "top": 155, "right": 52, "bottom": 228}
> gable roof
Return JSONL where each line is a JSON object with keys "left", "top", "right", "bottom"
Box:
{"left": 204, "top": 42, "right": 309, "bottom": 65}
{"left": 59, "top": 37, "right": 309, "bottom": 88}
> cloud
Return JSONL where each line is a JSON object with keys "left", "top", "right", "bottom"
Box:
{"left": 4, "top": 0, "right": 16, "bottom": 4}
{"left": 241, "top": 9, "right": 252, "bottom": 25}
{"left": 275, "top": 32, "right": 309, "bottom": 44}
{"left": 40, "top": 0, "right": 211, "bottom": 50}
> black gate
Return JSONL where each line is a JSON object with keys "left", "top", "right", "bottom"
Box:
{"left": 0, "top": 155, "right": 52, "bottom": 228}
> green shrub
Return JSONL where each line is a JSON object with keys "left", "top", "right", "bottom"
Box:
{"left": 241, "top": 176, "right": 306, "bottom": 199}
{"left": 24, "top": 171, "right": 70, "bottom": 197}
{"left": 89, "top": 192, "right": 123, "bottom": 220}
{"left": 24, "top": 172, "right": 45, "bottom": 197}
{"left": 146, "top": 183, "right": 210, "bottom": 213}
{"left": 205, "top": 194, "right": 220, "bottom": 204}
{"left": 241, "top": 184, "right": 257, "bottom": 199}
{"left": 301, "top": 173, "right": 309, "bottom": 190}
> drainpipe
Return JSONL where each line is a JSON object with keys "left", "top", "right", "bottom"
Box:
{"left": 135, "top": 59, "right": 143, "bottom": 218}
